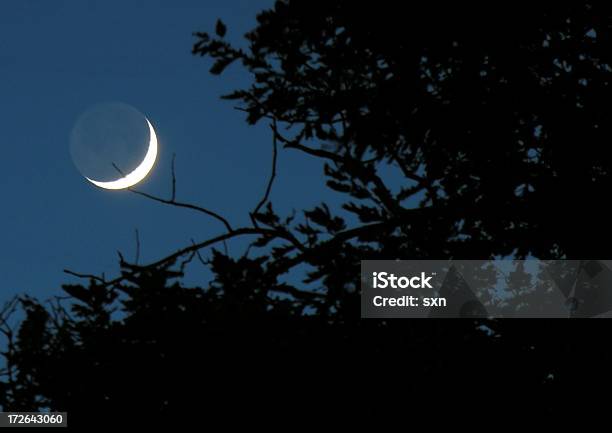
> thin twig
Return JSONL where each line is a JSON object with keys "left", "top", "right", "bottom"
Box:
{"left": 112, "top": 158, "right": 233, "bottom": 232}
{"left": 128, "top": 188, "right": 233, "bottom": 232}
{"left": 112, "top": 162, "right": 125, "bottom": 177}
{"left": 252, "top": 119, "right": 279, "bottom": 223}
{"left": 191, "top": 238, "right": 209, "bottom": 266}
{"left": 178, "top": 251, "right": 197, "bottom": 274}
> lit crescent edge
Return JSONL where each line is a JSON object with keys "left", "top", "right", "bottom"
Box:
{"left": 85, "top": 118, "right": 158, "bottom": 190}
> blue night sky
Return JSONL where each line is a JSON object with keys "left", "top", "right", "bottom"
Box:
{"left": 0, "top": 0, "right": 339, "bottom": 302}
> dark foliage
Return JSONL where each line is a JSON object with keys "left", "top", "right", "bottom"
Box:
{"left": 3, "top": 0, "right": 612, "bottom": 425}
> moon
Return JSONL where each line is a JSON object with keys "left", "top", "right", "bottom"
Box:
{"left": 85, "top": 118, "right": 158, "bottom": 190}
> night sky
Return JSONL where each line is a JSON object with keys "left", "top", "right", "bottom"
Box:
{"left": 0, "top": 0, "right": 340, "bottom": 302}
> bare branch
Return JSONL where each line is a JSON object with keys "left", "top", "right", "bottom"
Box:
{"left": 178, "top": 251, "right": 197, "bottom": 275}
{"left": 283, "top": 139, "right": 342, "bottom": 163}
{"left": 64, "top": 226, "right": 302, "bottom": 289}
{"left": 111, "top": 156, "right": 234, "bottom": 232}
{"left": 145, "top": 226, "right": 305, "bottom": 271}
{"left": 0, "top": 296, "right": 19, "bottom": 322}
{"left": 112, "top": 162, "right": 125, "bottom": 177}
{"left": 191, "top": 238, "right": 209, "bottom": 267}
{"left": 128, "top": 188, "right": 233, "bottom": 232}
{"left": 251, "top": 119, "right": 279, "bottom": 226}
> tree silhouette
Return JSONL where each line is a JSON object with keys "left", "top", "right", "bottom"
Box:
{"left": 3, "top": 0, "right": 612, "bottom": 425}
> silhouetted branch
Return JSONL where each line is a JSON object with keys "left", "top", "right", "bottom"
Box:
{"left": 45, "top": 296, "right": 74, "bottom": 327}
{"left": 63, "top": 269, "right": 108, "bottom": 284}
{"left": 147, "top": 227, "right": 273, "bottom": 269}
{"left": 112, "top": 162, "right": 125, "bottom": 177}
{"left": 277, "top": 131, "right": 400, "bottom": 214}
{"left": 251, "top": 119, "right": 279, "bottom": 227}
{"left": 281, "top": 137, "right": 342, "bottom": 163}
{"left": 178, "top": 251, "right": 198, "bottom": 274}
{"left": 191, "top": 238, "right": 209, "bottom": 266}
{"left": 0, "top": 297, "right": 19, "bottom": 388}
{"left": 111, "top": 157, "right": 234, "bottom": 232}
{"left": 0, "top": 297, "right": 19, "bottom": 335}
{"left": 65, "top": 224, "right": 305, "bottom": 289}
{"left": 389, "top": 149, "right": 439, "bottom": 205}
{"left": 267, "top": 210, "right": 434, "bottom": 277}
{"left": 128, "top": 188, "right": 233, "bottom": 232}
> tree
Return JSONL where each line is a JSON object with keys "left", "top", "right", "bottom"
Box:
{"left": 3, "top": 0, "right": 612, "bottom": 424}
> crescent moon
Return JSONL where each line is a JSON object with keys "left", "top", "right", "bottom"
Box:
{"left": 85, "top": 118, "right": 158, "bottom": 190}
